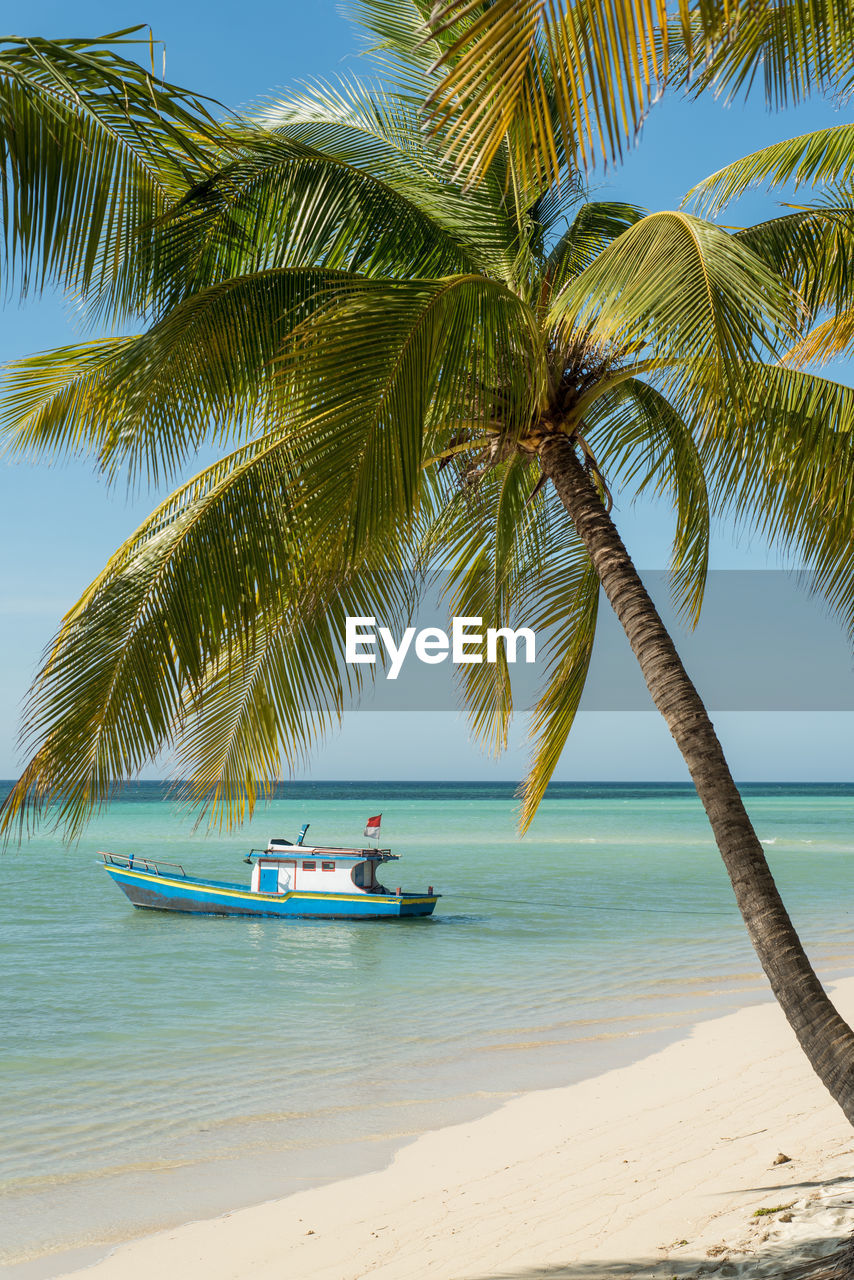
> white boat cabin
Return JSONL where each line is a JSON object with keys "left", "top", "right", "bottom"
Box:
{"left": 249, "top": 838, "right": 399, "bottom": 896}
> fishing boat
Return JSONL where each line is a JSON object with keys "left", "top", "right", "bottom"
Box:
{"left": 99, "top": 818, "right": 440, "bottom": 920}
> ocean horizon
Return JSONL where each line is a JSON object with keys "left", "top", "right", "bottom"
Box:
{"left": 2, "top": 780, "right": 853, "bottom": 1273}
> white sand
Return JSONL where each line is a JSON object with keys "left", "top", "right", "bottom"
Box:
{"left": 55, "top": 979, "right": 854, "bottom": 1280}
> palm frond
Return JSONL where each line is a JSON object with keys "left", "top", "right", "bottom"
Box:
{"left": 0, "top": 267, "right": 547, "bottom": 836}
{"left": 0, "top": 31, "right": 223, "bottom": 317}
{"left": 423, "top": 0, "right": 669, "bottom": 188}
{"left": 430, "top": 446, "right": 598, "bottom": 828}
{"left": 146, "top": 130, "right": 496, "bottom": 297}
{"left": 688, "top": 0, "right": 854, "bottom": 115}
{"left": 518, "top": 553, "right": 599, "bottom": 830}
{"left": 585, "top": 377, "right": 710, "bottom": 622}
{"left": 544, "top": 199, "right": 646, "bottom": 297}
{"left": 173, "top": 564, "right": 422, "bottom": 828}
{"left": 0, "top": 267, "right": 357, "bottom": 485}
{"left": 550, "top": 212, "right": 796, "bottom": 406}
{"left": 736, "top": 200, "right": 854, "bottom": 320}
{"left": 785, "top": 311, "right": 854, "bottom": 366}
{"left": 255, "top": 77, "right": 520, "bottom": 280}
{"left": 429, "top": 453, "right": 550, "bottom": 753}
{"left": 144, "top": 68, "right": 531, "bottom": 309}
{"left": 347, "top": 0, "right": 447, "bottom": 73}
{"left": 276, "top": 273, "right": 546, "bottom": 555}
{"left": 704, "top": 362, "right": 854, "bottom": 636}
{"left": 687, "top": 125, "right": 854, "bottom": 217}
{"left": 0, "top": 336, "right": 137, "bottom": 464}
{"left": 0, "top": 434, "right": 302, "bottom": 839}
{"left": 0, "top": 416, "right": 431, "bottom": 837}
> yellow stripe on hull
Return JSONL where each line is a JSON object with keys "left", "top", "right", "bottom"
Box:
{"left": 107, "top": 864, "right": 436, "bottom": 906}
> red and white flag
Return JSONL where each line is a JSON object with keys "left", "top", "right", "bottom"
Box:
{"left": 364, "top": 814, "right": 382, "bottom": 838}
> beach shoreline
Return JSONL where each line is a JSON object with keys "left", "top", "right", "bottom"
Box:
{"left": 5, "top": 784, "right": 854, "bottom": 1280}
{"left": 24, "top": 977, "right": 854, "bottom": 1280}
{"left": 1, "top": 998, "right": 734, "bottom": 1280}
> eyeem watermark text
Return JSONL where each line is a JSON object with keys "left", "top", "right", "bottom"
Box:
{"left": 345, "top": 616, "right": 536, "bottom": 680}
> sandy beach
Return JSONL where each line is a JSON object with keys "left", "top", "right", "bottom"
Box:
{"left": 43, "top": 976, "right": 854, "bottom": 1280}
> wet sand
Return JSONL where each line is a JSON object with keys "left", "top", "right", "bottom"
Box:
{"left": 44, "top": 978, "right": 854, "bottom": 1280}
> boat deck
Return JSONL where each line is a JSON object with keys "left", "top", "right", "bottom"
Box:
{"left": 102, "top": 852, "right": 246, "bottom": 892}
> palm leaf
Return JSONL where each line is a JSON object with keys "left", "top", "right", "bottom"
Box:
{"left": 703, "top": 362, "right": 854, "bottom": 636}
{"left": 174, "top": 561, "right": 426, "bottom": 827}
{"left": 422, "top": 0, "right": 669, "bottom": 188}
{"left": 544, "top": 199, "right": 646, "bottom": 297}
{"left": 148, "top": 132, "right": 494, "bottom": 291}
{"left": 0, "top": 336, "right": 137, "bottom": 465}
{"left": 0, "top": 417, "right": 431, "bottom": 837}
{"left": 431, "top": 447, "right": 599, "bottom": 826}
{"left": 349, "top": 0, "right": 447, "bottom": 71}
{"left": 785, "top": 312, "right": 854, "bottom": 366}
{"left": 430, "top": 453, "right": 551, "bottom": 753}
{"left": 584, "top": 377, "right": 710, "bottom": 622}
{"left": 0, "top": 267, "right": 359, "bottom": 486}
{"left": 518, "top": 552, "right": 599, "bottom": 830}
{"left": 550, "top": 211, "right": 797, "bottom": 407}
{"left": 687, "top": 0, "right": 854, "bottom": 114}
{"left": 1, "top": 267, "right": 546, "bottom": 835}
{"left": 255, "top": 78, "right": 521, "bottom": 279}
{"left": 276, "top": 273, "right": 546, "bottom": 555}
{"left": 687, "top": 125, "right": 854, "bottom": 218}
{"left": 0, "top": 435, "right": 303, "bottom": 838}
{"left": 0, "top": 31, "right": 223, "bottom": 317}
{"left": 736, "top": 200, "right": 854, "bottom": 320}
{"left": 144, "top": 71, "right": 527, "bottom": 309}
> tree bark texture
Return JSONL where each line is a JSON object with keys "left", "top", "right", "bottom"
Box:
{"left": 540, "top": 433, "right": 854, "bottom": 1123}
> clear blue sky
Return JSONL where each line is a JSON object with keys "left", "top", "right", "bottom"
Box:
{"left": 0, "top": 1, "right": 852, "bottom": 782}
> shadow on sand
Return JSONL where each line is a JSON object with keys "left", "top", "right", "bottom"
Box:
{"left": 735, "top": 1177, "right": 854, "bottom": 1197}
{"left": 462, "top": 1233, "right": 853, "bottom": 1280}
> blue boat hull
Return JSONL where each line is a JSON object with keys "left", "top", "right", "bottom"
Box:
{"left": 103, "top": 863, "right": 438, "bottom": 919}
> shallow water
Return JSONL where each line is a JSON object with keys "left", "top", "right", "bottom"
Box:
{"left": 1, "top": 781, "right": 853, "bottom": 1270}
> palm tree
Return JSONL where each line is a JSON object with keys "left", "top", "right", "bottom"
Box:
{"left": 3, "top": 6, "right": 854, "bottom": 1122}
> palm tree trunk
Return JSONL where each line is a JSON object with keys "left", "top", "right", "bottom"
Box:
{"left": 539, "top": 432, "right": 854, "bottom": 1122}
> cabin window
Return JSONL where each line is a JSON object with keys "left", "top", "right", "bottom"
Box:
{"left": 302, "top": 860, "right": 316, "bottom": 871}
{"left": 321, "top": 861, "right": 335, "bottom": 872}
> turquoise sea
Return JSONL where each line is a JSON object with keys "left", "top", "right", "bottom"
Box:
{"left": 1, "top": 781, "right": 853, "bottom": 1275}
